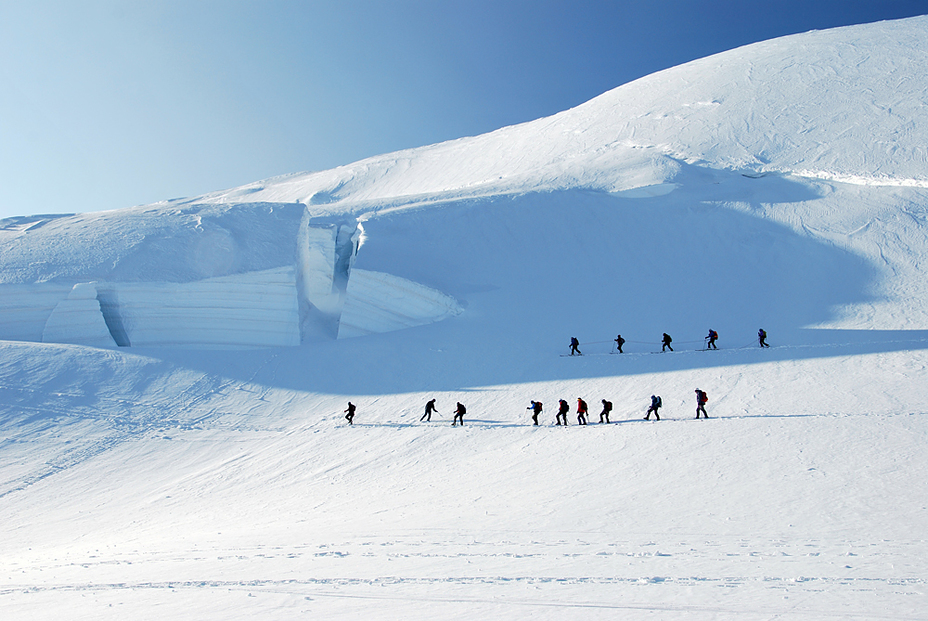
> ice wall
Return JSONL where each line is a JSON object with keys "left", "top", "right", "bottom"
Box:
{"left": 296, "top": 217, "right": 362, "bottom": 342}
{"left": 0, "top": 283, "right": 72, "bottom": 342}
{"left": 42, "top": 283, "right": 117, "bottom": 348}
{"left": 0, "top": 269, "right": 301, "bottom": 349}
{"left": 102, "top": 267, "right": 301, "bottom": 348}
{"left": 0, "top": 204, "right": 461, "bottom": 348}
{"left": 338, "top": 269, "right": 463, "bottom": 338}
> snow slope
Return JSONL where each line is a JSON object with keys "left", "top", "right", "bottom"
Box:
{"left": 2, "top": 16, "right": 928, "bottom": 620}
{"left": 190, "top": 16, "right": 928, "bottom": 206}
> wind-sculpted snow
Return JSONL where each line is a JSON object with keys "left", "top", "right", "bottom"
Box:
{"left": 337, "top": 269, "right": 463, "bottom": 339}
{"left": 0, "top": 202, "right": 306, "bottom": 285}
{"left": 192, "top": 17, "right": 928, "bottom": 212}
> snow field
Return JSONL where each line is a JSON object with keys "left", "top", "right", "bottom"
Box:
{"left": 4, "top": 173, "right": 928, "bottom": 617}
{"left": 2, "top": 338, "right": 927, "bottom": 619}
{"left": 3, "top": 15, "right": 928, "bottom": 619}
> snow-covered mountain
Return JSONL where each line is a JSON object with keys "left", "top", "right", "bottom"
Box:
{"left": 2, "top": 17, "right": 928, "bottom": 620}
{"left": 4, "top": 16, "right": 928, "bottom": 349}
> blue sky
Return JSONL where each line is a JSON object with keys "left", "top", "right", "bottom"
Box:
{"left": 1, "top": 0, "right": 925, "bottom": 218}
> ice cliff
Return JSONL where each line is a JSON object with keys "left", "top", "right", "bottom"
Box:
{"left": 0, "top": 203, "right": 461, "bottom": 348}
{"left": 3, "top": 16, "right": 927, "bottom": 348}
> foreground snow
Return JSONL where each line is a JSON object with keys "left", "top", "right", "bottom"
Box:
{"left": 1, "top": 339, "right": 927, "bottom": 619}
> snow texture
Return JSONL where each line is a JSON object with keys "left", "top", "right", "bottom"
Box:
{"left": 41, "top": 283, "right": 117, "bottom": 348}
{"left": 0, "top": 204, "right": 458, "bottom": 347}
{"left": 2, "top": 16, "right": 928, "bottom": 621}
{"left": 338, "top": 268, "right": 463, "bottom": 338}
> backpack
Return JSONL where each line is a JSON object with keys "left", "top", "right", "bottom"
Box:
{"left": 656, "top": 396, "right": 662, "bottom": 407}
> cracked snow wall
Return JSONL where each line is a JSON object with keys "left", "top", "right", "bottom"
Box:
{"left": 0, "top": 268, "right": 301, "bottom": 349}
{"left": 42, "top": 282, "right": 117, "bottom": 348}
{"left": 96, "top": 286, "right": 131, "bottom": 346}
{"left": 296, "top": 216, "right": 361, "bottom": 342}
{"left": 0, "top": 283, "right": 74, "bottom": 343}
{"left": 0, "top": 203, "right": 462, "bottom": 348}
{"left": 338, "top": 269, "right": 463, "bottom": 339}
{"left": 98, "top": 267, "right": 301, "bottom": 348}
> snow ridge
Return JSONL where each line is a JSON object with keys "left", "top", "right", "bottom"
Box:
{"left": 189, "top": 17, "right": 928, "bottom": 214}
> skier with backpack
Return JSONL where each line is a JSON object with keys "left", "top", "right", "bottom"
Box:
{"left": 758, "top": 328, "right": 770, "bottom": 348}
{"left": 569, "top": 337, "right": 582, "bottom": 356}
{"left": 452, "top": 402, "right": 466, "bottom": 426}
{"left": 614, "top": 334, "right": 625, "bottom": 353}
{"left": 528, "top": 400, "right": 543, "bottom": 426}
{"left": 662, "top": 333, "right": 674, "bottom": 352}
{"left": 599, "top": 399, "right": 613, "bottom": 423}
{"left": 705, "top": 329, "right": 718, "bottom": 350}
{"left": 577, "top": 398, "right": 589, "bottom": 425}
{"left": 344, "top": 401, "right": 356, "bottom": 425}
{"left": 695, "top": 389, "right": 709, "bottom": 419}
{"left": 421, "top": 398, "right": 438, "bottom": 422}
{"left": 556, "top": 399, "right": 570, "bottom": 426}
{"left": 645, "top": 395, "right": 662, "bottom": 420}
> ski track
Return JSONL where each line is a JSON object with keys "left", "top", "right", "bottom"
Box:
{"left": 0, "top": 370, "right": 286, "bottom": 499}
{"left": 3, "top": 536, "right": 926, "bottom": 619}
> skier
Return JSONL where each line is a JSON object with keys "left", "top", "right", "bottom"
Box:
{"left": 344, "top": 401, "right": 356, "bottom": 425}
{"left": 556, "top": 399, "right": 570, "bottom": 426}
{"left": 577, "top": 398, "right": 589, "bottom": 425}
{"left": 599, "top": 399, "right": 613, "bottom": 423}
{"left": 695, "top": 389, "right": 709, "bottom": 419}
{"left": 421, "top": 398, "right": 438, "bottom": 422}
{"left": 758, "top": 328, "right": 770, "bottom": 348}
{"left": 662, "top": 333, "right": 674, "bottom": 352}
{"left": 645, "top": 395, "right": 662, "bottom": 420}
{"left": 614, "top": 334, "right": 625, "bottom": 353}
{"left": 528, "top": 400, "right": 543, "bottom": 425}
{"left": 705, "top": 329, "right": 718, "bottom": 350}
{"left": 569, "top": 336, "right": 582, "bottom": 356}
{"left": 452, "top": 402, "right": 466, "bottom": 426}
